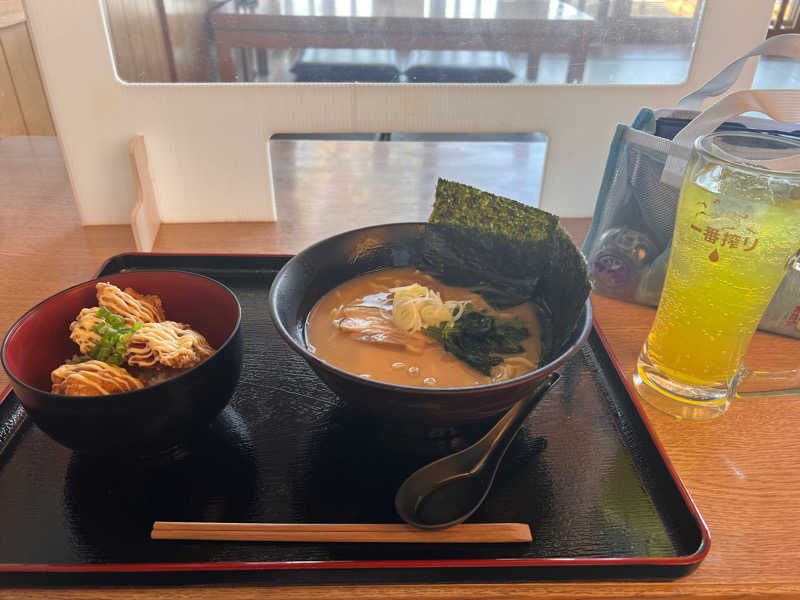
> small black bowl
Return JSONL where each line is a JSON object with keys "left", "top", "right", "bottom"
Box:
{"left": 269, "top": 222, "right": 592, "bottom": 428}
{"left": 1, "top": 270, "right": 242, "bottom": 455}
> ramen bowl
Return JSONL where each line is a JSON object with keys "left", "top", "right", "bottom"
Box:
{"left": 1, "top": 270, "right": 242, "bottom": 455}
{"left": 269, "top": 222, "right": 592, "bottom": 430}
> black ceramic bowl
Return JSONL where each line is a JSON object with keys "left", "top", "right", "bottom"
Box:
{"left": 269, "top": 222, "right": 592, "bottom": 428}
{"left": 1, "top": 270, "right": 242, "bottom": 455}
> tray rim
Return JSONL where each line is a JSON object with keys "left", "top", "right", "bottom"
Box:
{"left": 0, "top": 251, "right": 711, "bottom": 575}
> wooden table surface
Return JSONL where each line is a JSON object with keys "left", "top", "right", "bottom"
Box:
{"left": 1, "top": 136, "right": 800, "bottom": 598}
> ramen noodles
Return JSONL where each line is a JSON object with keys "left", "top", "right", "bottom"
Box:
{"left": 305, "top": 267, "right": 541, "bottom": 388}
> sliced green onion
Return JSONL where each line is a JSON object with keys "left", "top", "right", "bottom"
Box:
{"left": 87, "top": 308, "right": 140, "bottom": 367}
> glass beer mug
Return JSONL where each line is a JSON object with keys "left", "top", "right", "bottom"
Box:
{"left": 634, "top": 131, "right": 800, "bottom": 420}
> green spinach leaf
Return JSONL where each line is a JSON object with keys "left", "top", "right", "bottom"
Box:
{"left": 424, "top": 306, "right": 530, "bottom": 376}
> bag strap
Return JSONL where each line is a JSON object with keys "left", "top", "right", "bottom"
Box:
{"left": 662, "top": 89, "right": 800, "bottom": 187}
{"left": 676, "top": 34, "right": 800, "bottom": 110}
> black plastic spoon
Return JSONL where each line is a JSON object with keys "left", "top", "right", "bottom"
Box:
{"left": 394, "top": 373, "right": 560, "bottom": 529}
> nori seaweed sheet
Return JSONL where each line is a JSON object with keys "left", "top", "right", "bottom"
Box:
{"left": 424, "top": 178, "right": 591, "bottom": 364}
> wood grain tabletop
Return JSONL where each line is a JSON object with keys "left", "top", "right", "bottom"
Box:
{"left": 1, "top": 136, "right": 799, "bottom": 599}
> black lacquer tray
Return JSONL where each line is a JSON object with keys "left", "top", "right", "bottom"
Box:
{"left": 0, "top": 253, "right": 709, "bottom": 584}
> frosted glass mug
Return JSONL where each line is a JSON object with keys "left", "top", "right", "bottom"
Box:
{"left": 634, "top": 131, "right": 800, "bottom": 420}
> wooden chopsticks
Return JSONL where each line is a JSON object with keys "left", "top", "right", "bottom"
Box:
{"left": 151, "top": 521, "right": 531, "bottom": 543}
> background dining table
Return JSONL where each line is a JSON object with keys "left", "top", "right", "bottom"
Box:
{"left": 1, "top": 135, "right": 800, "bottom": 599}
{"left": 208, "top": 0, "right": 593, "bottom": 83}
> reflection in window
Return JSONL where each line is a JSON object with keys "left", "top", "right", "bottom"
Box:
{"left": 103, "top": 0, "right": 705, "bottom": 85}
{"left": 769, "top": 0, "right": 800, "bottom": 35}
{"left": 630, "top": 0, "right": 698, "bottom": 17}
{"left": 421, "top": 0, "right": 501, "bottom": 19}
{"left": 269, "top": 132, "right": 548, "bottom": 212}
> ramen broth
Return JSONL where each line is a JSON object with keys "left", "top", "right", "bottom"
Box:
{"left": 305, "top": 268, "right": 541, "bottom": 387}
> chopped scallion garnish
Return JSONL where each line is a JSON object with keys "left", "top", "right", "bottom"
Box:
{"left": 88, "top": 308, "right": 143, "bottom": 366}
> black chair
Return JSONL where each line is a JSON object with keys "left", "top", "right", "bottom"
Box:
{"left": 404, "top": 50, "right": 516, "bottom": 83}
{"left": 291, "top": 48, "right": 402, "bottom": 82}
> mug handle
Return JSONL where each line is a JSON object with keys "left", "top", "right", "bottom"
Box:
{"left": 736, "top": 369, "right": 800, "bottom": 398}
{"left": 736, "top": 256, "right": 800, "bottom": 398}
